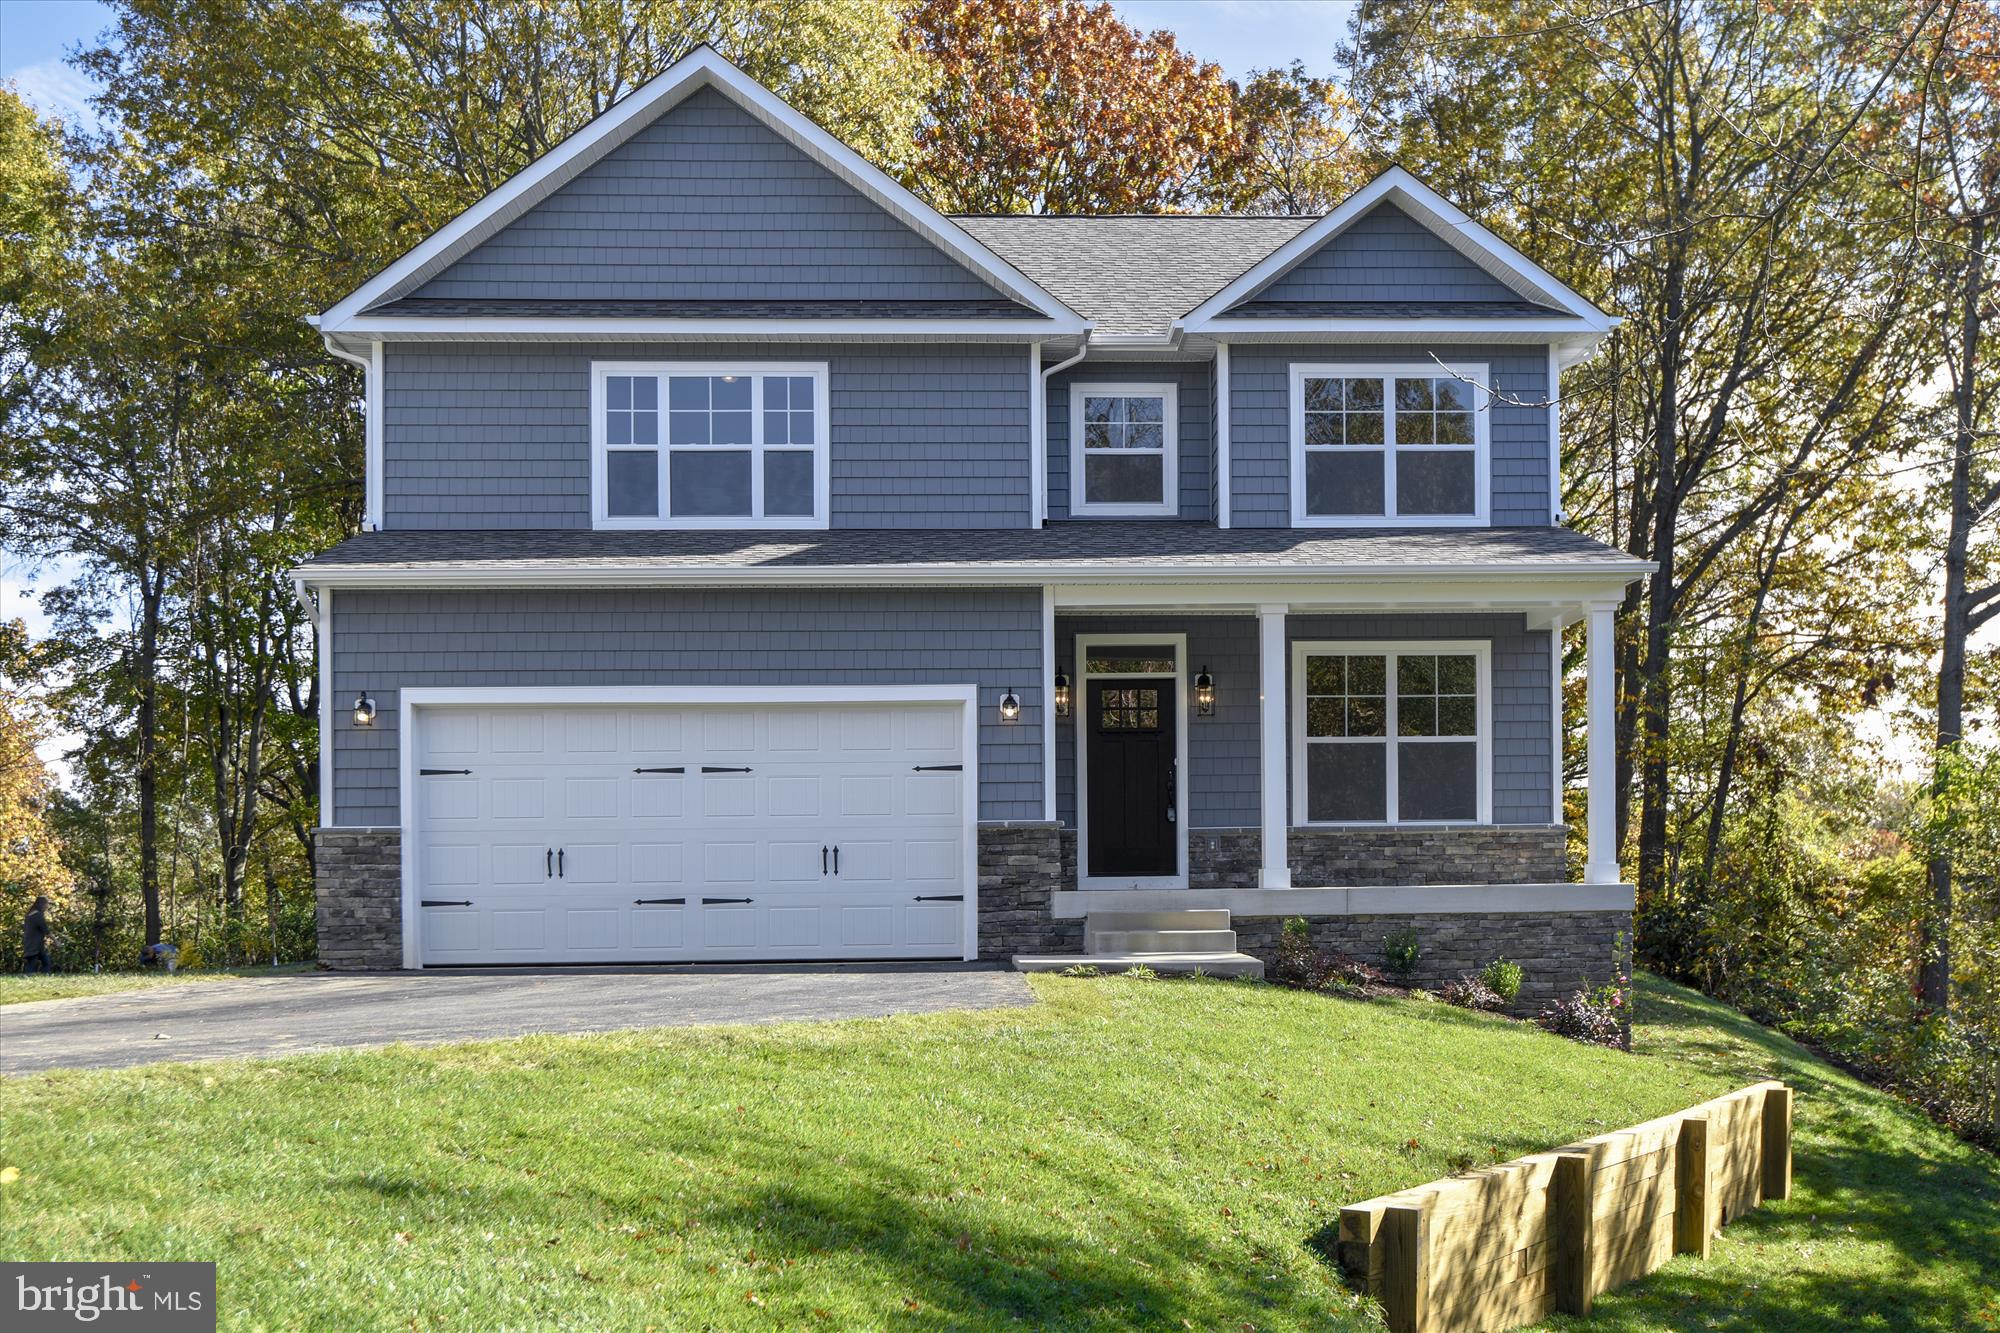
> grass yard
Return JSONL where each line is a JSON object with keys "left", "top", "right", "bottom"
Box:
{"left": 0, "top": 964, "right": 314, "bottom": 1006}
{"left": 1, "top": 974, "right": 1992, "bottom": 1331}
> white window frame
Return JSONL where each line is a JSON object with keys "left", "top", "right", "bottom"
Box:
{"left": 590, "top": 361, "right": 830, "bottom": 530}
{"left": 1069, "top": 381, "right": 1179, "bottom": 518}
{"left": 1290, "top": 640, "right": 1492, "bottom": 827}
{"left": 1289, "top": 363, "right": 1490, "bottom": 528}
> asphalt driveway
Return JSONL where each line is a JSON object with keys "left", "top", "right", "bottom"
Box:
{"left": 0, "top": 964, "right": 1034, "bottom": 1074}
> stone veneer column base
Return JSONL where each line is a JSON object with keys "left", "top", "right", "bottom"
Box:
{"left": 1231, "top": 910, "right": 1629, "bottom": 1015}
{"left": 315, "top": 827, "right": 403, "bottom": 970}
{"left": 977, "top": 823, "right": 1081, "bottom": 960}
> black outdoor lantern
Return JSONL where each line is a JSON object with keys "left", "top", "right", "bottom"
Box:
{"left": 1195, "top": 666, "right": 1216, "bottom": 716}
{"left": 998, "top": 686, "right": 1022, "bottom": 723}
{"left": 1053, "top": 671, "right": 1071, "bottom": 719}
{"left": 351, "top": 693, "right": 377, "bottom": 727}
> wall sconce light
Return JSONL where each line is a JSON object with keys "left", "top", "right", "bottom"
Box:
{"left": 351, "top": 694, "right": 377, "bottom": 727}
{"left": 998, "top": 686, "right": 1021, "bottom": 723}
{"left": 1053, "top": 671, "right": 1071, "bottom": 719}
{"left": 1195, "top": 667, "right": 1215, "bottom": 717}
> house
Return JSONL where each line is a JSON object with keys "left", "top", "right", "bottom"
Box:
{"left": 295, "top": 47, "right": 1646, "bottom": 1004}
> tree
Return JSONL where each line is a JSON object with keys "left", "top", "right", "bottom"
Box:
{"left": 1216, "top": 62, "right": 1368, "bottom": 214}
{"left": 900, "top": 0, "right": 1238, "bottom": 213}
{"left": 0, "top": 621, "right": 74, "bottom": 965}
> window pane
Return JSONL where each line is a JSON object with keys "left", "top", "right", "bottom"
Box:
{"left": 1434, "top": 411, "right": 1474, "bottom": 445}
{"left": 1398, "top": 655, "right": 1438, "bottom": 694}
{"left": 766, "top": 377, "right": 791, "bottom": 410}
{"left": 1398, "top": 696, "right": 1438, "bottom": 737}
{"left": 669, "top": 411, "right": 710, "bottom": 446}
{"left": 711, "top": 375, "right": 751, "bottom": 410}
{"left": 608, "top": 376, "right": 632, "bottom": 411}
{"left": 1439, "top": 655, "right": 1477, "bottom": 693}
{"left": 607, "top": 412, "right": 632, "bottom": 446}
{"left": 1083, "top": 396, "right": 1115, "bottom": 423}
{"left": 606, "top": 450, "right": 658, "bottom": 517}
{"left": 1438, "top": 696, "right": 1478, "bottom": 736}
{"left": 1397, "top": 411, "right": 1434, "bottom": 445}
{"left": 763, "top": 450, "right": 814, "bottom": 517}
{"left": 1347, "top": 655, "right": 1385, "bottom": 694}
{"left": 1346, "top": 697, "right": 1386, "bottom": 737}
{"left": 1084, "top": 655, "right": 1175, "bottom": 674}
{"left": 1127, "top": 422, "right": 1164, "bottom": 450}
{"left": 1399, "top": 741, "right": 1478, "bottom": 820}
{"left": 1083, "top": 421, "right": 1112, "bottom": 449}
{"left": 1305, "top": 413, "right": 1343, "bottom": 446}
{"left": 669, "top": 449, "right": 751, "bottom": 516}
{"left": 1306, "top": 698, "right": 1343, "bottom": 738}
{"left": 764, "top": 409, "right": 791, "bottom": 444}
{"left": 712, "top": 409, "right": 752, "bottom": 445}
{"left": 1085, "top": 454, "right": 1164, "bottom": 505}
{"left": 630, "top": 410, "right": 658, "bottom": 446}
{"left": 1395, "top": 378, "right": 1433, "bottom": 410}
{"left": 1308, "top": 743, "right": 1387, "bottom": 821}
{"left": 1304, "top": 377, "right": 1341, "bottom": 411}
{"left": 1344, "top": 410, "right": 1384, "bottom": 445}
{"left": 1397, "top": 451, "right": 1477, "bottom": 515}
{"left": 1434, "top": 378, "right": 1472, "bottom": 411}
{"left": 1306, "top": 450, "right": 1385, "bottom": 516}
{"left": 668, "top": 376, "right": 708, "bottom": 410}
{"left": 790, "top": 409, "right": 813, "bottom": 444}
{"left": 1305, "top": 654, "right": 1342, "bottom": 693}
{"left": 1345, "top": 378, "right": 1383, "bottom": 410}
{"left": 1128, "top": 396, "right": 1164, "bottom": 423}
{"left": 632, "top": 377, "right": 658, "bottom": 410}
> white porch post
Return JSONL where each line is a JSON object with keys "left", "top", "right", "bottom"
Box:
{"left": 1258, "top": 603, "right": 1291, "bottom": 888}
{"left": 1584, "top": 604, "right": 1619, "bottom": 884}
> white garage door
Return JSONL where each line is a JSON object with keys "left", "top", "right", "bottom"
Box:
{"left": 411, "top": 702, "right": 969, "bottom": 965}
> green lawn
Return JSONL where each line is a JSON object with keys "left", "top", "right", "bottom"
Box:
{"left": 0, "top": 974, "right": 1991, "bottom": 1331}
{"left": 0, "top": 963, "right": 313, "bottom": 1005}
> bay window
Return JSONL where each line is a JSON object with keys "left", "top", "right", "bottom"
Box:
{"left": 593, "top": 362, "right": 828, "bottom": 528}
{"left": 1291, "top": 364, "right": 1488, "bottom": 525}
{"left": 1291, "top": 641, "right": 1489, "bottom": 825}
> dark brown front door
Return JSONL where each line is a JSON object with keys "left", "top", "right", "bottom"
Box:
{"left": 1085, "top": 678, "right": 1178, "bottom": 877}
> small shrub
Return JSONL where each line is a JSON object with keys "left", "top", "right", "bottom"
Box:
{"left": 1270, "top": 917, "right": 1388, "bottom": 995}
{"left": 1058, "top": 964, "right": 1101, "bottom": 978}
{"left": 1441, "top": 974, "right": 1505, "bottom": 1012}
{"left": 1480, "top": 957, "right": 1524, "bottom": 1006}
{"left": 1382, "top": 927, "right": 1421, "bottom": 980}
{"left": 1121, "top": 964, "right": 1159, "bottom": 981}
{"left": 1536, "top": 988, "right": 1625, "bottom": 1047}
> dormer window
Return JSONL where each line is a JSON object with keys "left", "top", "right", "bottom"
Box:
{"left": 1290, "top": 364, "right": 1489, "bottom": 527}
{"left": 1070, "top": 382, "right": 1178, "bottom": 517}
{"left": 592, "top": 362, "right": 828, "bottom": 529}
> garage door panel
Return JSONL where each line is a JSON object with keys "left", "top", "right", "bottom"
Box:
{"left": 415, "top": 701, "right": 968, "bottom": 965}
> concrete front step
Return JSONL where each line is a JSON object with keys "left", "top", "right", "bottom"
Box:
{"left": 1084, "top": 928, "right": 1238, "bottom": 954}
{"left": 1013, "top": 951, "right": 1265, "bottom": 979}
{"left": 1083, "top": 909, "right": 1231, "bottom": 932}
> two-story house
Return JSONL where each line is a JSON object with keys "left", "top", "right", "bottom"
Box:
{"left": 296, "top": 47, "right": 1646, "bottom": 1004}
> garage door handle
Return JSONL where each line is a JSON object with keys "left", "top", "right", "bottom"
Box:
{"left": 557, "top": 848, "right": 564, "bottom": 878}
{"left": 634, "top": 897, "right": 685, "bottom": 906}
{"left": 822, "top": 845, "right": 829, "bottom": 874}
{"left": 702, "top": 897, "right": 753, "bottom": 905}
{"left": 421, "top": 899, "right": 473, "bottom": 907}
{"left": 914, "top": 894, "right": 964, "bottom": 902}
{"left": 546, "top": 848, "right": 553, "bottom": 878}
{"left": 913, "top": 764, "right": 962, "bottom": 772}
{"left": 420, "top": 768, "right": 472, "bottom": 776}
{"left": 701, "top": 765, "right": 752, "bottom": 773}
{"left": 634, "top": 766, "right": 685, "bottom": 774}
{"left": 832, "top": 846, "right": 839, "bottom": 875}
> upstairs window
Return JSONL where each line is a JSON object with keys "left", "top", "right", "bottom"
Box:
{"left": 1070, "top": 382, "right": 1178, "bottom": 517}
{"left": 1291, "top": 642, "right": 1490, "bottom": 825}
{"left": 1291, "top": 365, "right": 1488, "bottom": 526}
{"left": 593, "top": 362, "right": 828, "bottom": 528}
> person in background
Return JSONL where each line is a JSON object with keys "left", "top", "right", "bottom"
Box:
{"left": 21, "top": 895, "right": 51, "bottom": 973}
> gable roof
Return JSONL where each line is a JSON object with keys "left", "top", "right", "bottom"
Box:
{"left": 316, "top": 47, "right": 1087, "bottom": 338}
{"left": 953, "top": 215, "right": 1314, "bottom": 338}
{"left": 1180, "top": 168, "right": 1614, "bottom": 339}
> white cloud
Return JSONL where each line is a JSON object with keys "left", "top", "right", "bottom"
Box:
{"left": 7, "top": 58, "right": 99, "bottom": 131}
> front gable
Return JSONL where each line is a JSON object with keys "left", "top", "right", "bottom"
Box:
{"left": 407, "top": 86, "right": 1011, "bottom": 307}
{"left": 1237, "top": 203, "right": 1524, "bottom": 307}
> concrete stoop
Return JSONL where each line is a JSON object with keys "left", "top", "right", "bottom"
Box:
{"left": 1013, "top": 909, "right": 1265, "bottom": 979}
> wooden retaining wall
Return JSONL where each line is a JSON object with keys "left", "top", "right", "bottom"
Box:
{"left": 1338, "top": 1081, "right": 1792, "bottom": 1333}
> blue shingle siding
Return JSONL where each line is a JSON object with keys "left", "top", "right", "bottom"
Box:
{"left": 1045, "top": 361, "right": 1213, "bottom": 521}
{"left": 329, "top": 587, "right": 1045, "bottom": 824}
{"left": 411, "top": 87, "right": 1005, "bottom": 304}
{"left": 1053, "top": 615, "right": 1261, "bottom": 830}
{"left": 1284, "top": 613, "right": 1554, "bottom": 825}
{"left": 381, "top": 341, "right": 1033, "bottom": 530}
{"left": 1241, "top": 204, "right": 1521, "bottom": 305}
{"left": 1226, "top": 343, "right": 1551, "bottom": 528}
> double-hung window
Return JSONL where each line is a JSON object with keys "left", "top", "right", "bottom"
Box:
{"left": 1291, "top": 642, "right": 1490, "bottom": 825}
{"left": 593, "top": 362, "right": 829, "bottom": 528}
{"left": 1069, "top": 382, "right": 1178, "bottom": 516}
{"left": 1291, "top": 364, "right": 1488, "bottom": 525}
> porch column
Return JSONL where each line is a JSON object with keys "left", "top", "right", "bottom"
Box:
{"left": 1584, "top": 604, "right": 1619, "bottom": 884}
{"left": 1258, "top": 603, "right": 1292, "bottom": 888}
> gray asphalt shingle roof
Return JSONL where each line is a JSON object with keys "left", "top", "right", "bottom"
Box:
{"left": 953, "top": 215, "right": 1317, "bottom": 336}
{"left": 301, "top": 523, "right": 1642, "bottom": 578}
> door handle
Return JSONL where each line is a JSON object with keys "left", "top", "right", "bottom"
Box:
{"left": 914, "top": 894, "right": 964, "bottom": 902}
{"left": 1166, "top": 761, "right": 1178, "bottom": 823}
{"left": 421, "top": 899, "right": 473, "bottom": 907}
{"left": 832, "top": 845, "right": 839, "bottom": 875}
{"left": 633, "top": 766, "right": 684, "bottom": 775}
{"left": 701, "top": 765, "right": 752, "bottom": 774}
{"left": 546, "top": 848, "right": 553, "bottom": 878}
{"left": 634, "top": 897, "right": 685, "bottom": 906}
{"left": 702, "top": 897, "right": 753, "bottom": 905}
{"left": 822, "top": 845, "right": 829, "bottom": 875}
{"left": 557, "top": 847, "right": 565, "bottom": 878}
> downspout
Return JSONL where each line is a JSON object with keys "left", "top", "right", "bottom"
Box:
{"left": 1038, "top": 343, "right": 1088, "bottom": 524}
{"left": 323, "top": 334, "right": 381, "bottom": 531}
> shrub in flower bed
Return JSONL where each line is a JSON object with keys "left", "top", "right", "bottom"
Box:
{"left": 1441, "top": 973, "right": 1507, "bottom": 1012}
{"left": 1272, "top": 917, "right": 1392, "bottom": 995}
{"left": 1537, "top": 984, "right": 1627, "bottom": 1047}
{"left": 1480, "top": 957, "right": 1524, "bottom": 1006}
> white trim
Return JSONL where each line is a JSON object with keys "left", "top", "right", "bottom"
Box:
{"left": 319, "top": 47, "right": 1084, "bottom": 333}
{"left": 1068, "top": 381, "right": 1179, "bottom": 518}
{"left": 1049, "top": 882, "right": 1635, "bottom": 918}
{"left": 1040, "top": 587, "right": 1056, "bottom": 824}
{"left": 1584, "top": 605, "right": 1618, "bottom": 885}
{"left": 395, "top": 683, "right": 983, "bottom": 968}
{"left": 1547, "top": 344, "right": 1562, "bottom": 524}
{"left": 1178, "top": 168, "right": 1615, "bottom": 333}
{"left": 1289, "top": 362, "right": 1491, "bottom": 527}
{"left": 1028, "top": 344, "right": 1046, "bottom": 527}
{"left": 1289, "top": 639, "right": 1493, "bottom": 827}
{"left": 1193, "top": 318, "right": 1606, "bottom": 339}
{"left": 316, "top": 587, "right": 333, "bottom": 828}
{"left": 589, "top": 360, "right": 830, "bottom": 530}
{"left": 1214, "top": 343, "right": 1232, "bottom": 529}
{"left": 322, "top": 338, "right": 383, "bottom": 530}
{"left": 1074, "top": 633, "right": 1189, "bottom": 890}
{"left": 331, "top": 316, "right": 1085, "bottom": 340}
{"left": 1257, "top": 605, "right": 1291, "bottom": 888}
{"left": 1551, "top": 624, "right": 1565, "bottom": 827}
